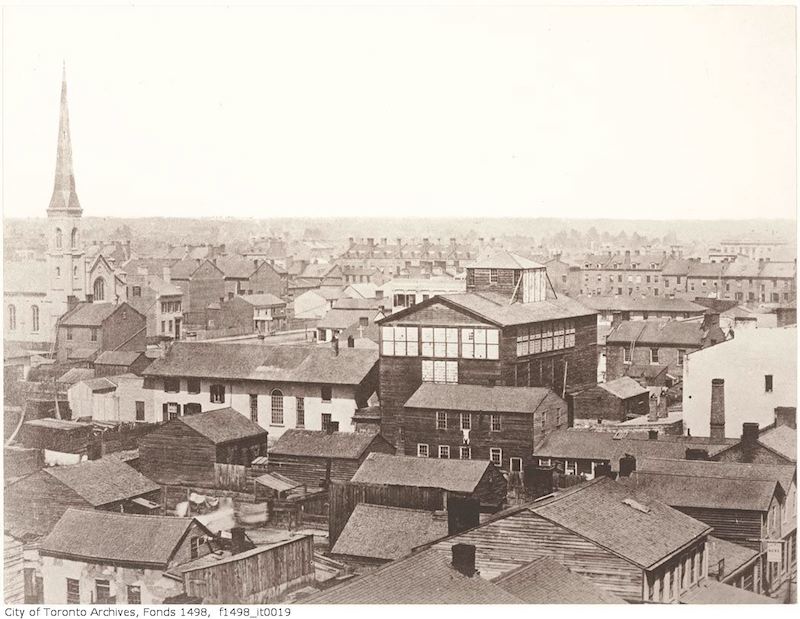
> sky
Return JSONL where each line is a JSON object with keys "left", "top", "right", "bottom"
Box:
{"left": 1, "top": 3, "right": 796, "bottom": 221}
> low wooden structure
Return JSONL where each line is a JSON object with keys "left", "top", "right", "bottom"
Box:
{"left": 571, "top": 377, "right": 650, "bottom": 423}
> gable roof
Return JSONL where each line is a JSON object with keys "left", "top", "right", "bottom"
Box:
{"left": 94, "top": 350, "right": 144, "bottom": 366}
{"left": 45, "top": 458, "right": 160, "bottom": 506}
{"left": 239, "top": 293, "right": 285, "bottom": 307}
{"left": 351, "top": 453, "right": 492, "bottom": 493}
{"left": 576, "top": 295, "right": 706, "bottom": 314}
{"left": 530, "top": 477, "right": 711, "bottom": 569}
{"left": 331, "top": 504, "right": 449, "bottom": 561}
{"left": 81, "top": 376, "right": 118, "bottom": 392}
{"left": 39, "top": 509, "right": 203, "bottom": 568}
{"left": 757, "top": 425, "right": 796, "bottom": 463}
{"left": 680, "top": 579, "right": 779, "bottom": 604}
{"left": 270, "top": 430, "right": 389, "bottom": 460}
{"left": 492, "top": 556, "right": 624, "bottom": 604}
{"left": 469, "top": 250, "right": 545, "bottom": 270}
{"left": 60, "top": 302, "right": 133, "bottom": 327}
{"left": 599, "top": 377, "right": 649, "bottom": 399}
{"left": 169, "top": 258, "right": 223, "bottom": 280}
{"left": 178, "top": 407, "right": 267, "bottom": 444}
{"left": 58, "top": 367, "right": 96, "bottom": 385}
{"left": 143, "top": 342, "right": 378, "bottom": 385}
{"left": 317, "top": 308, "right": 378, "bottom": 331}
{"left": 606, "top": 319, "right": 717, "bottom": 347}
{"left": 405, "top": 383, "right": 560, "bottom": 414}
{"left": 707, "top": 536, "right": 759, "bottom": 578}
{"left": 305, "top": 547, "right": 523, "bottom": 604}
{"left": 214, "top": 256, "right": 257, "bottom": 279}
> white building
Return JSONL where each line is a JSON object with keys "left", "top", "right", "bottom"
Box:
{"left": 682, "top": 326, "right": 797, "bottom": 438}
{"left": 142, "top": 341, "right": 379, "bottom": 439}
{"left": 376, "top": 277, "right": 466, "bottom": 314}
{"left": 68, "top": 374, "right": 156, "bottom": 424}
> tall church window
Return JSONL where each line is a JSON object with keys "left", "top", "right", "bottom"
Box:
{"left": 8, "top": 305, "right": 16, "bottom": 331}
{"left": 93, "top": 278, "right": 105, "bottom": 301}
{"left": 31, "top": 306, "right": 40, "bottom": 332}
{"left": 71, "top": 228, "right": 78, "bottom": 249}
{"left": 73, "top": 265, "right": 78, "bottom": 278}
{"left": 56, "top": 267, "right": 61, "bottom": 278}
{"left": 55, "top": 228, "right": 63, "bottom": 249}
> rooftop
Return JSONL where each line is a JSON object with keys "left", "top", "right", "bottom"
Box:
{"left": 707, "top": 536, "right": 759, "bottom": 578}
{"left": 94, "top": 350, "right": 145, "bottom": 366}
{"left": 270, "top": 430, "right": 388, "bottom": 460}
{"left": 239, "top": 293, "right": 286, "bottom": 307}
{"left": 60, "top": 302, "right": 127, "bottom": 327}
{"left": 351, "top": 453, "right": 492, "bottom": 493}
{"left": 45, "top": 457, "right": 160, "bottom": 506}
{"left": 599, "top": 377, "right": 649, "bottom": 400}
{"left": 757, "top": 425, "right": 796, "bottom": 463}
{"left": 576, "top": 295, "right": 707, "bottom": 314}
{"left": 468, "top": 250, "right": 545, "bottom": 270}
{"left": 405, "top": 383, "right": 560, "bottom": 414}
{"left": 606, "top": 319, "right": 720, "bottom": 347}
{"left": 331, "top": 504, "right": 449, "bottom": 561}
{"left": 680, "top": 579, "right": 778, "bottom": 604}
{"left": 178, "top": 407, "right": 267, "bottom": 444}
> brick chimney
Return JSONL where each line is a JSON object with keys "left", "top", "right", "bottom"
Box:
{"left": 231, "top": 527, "right": 246, "bottom": 555}
{"left": 741, "top": 422, "right": 760, "bottom": 463}
{"left": 709, "top": 379, "right": 726, "bottom": 440}
{"left": 451, "top": 544, "right": 477, "bottom": 577}
{"left": 619, "top": 454, "right": 636, "bottom": 477}
{"left": 702, "top": 311, "right": 720, "bottom": 330}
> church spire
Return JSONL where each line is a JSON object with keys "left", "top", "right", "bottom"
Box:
{"left": 47, "top": 62, "right": 82, "bottom": 214}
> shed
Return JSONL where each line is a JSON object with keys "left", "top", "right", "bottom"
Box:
{"left": 93, "top": 350, "right": 151, "bottom": 376}
{"left": 572, "top": 377, "right": 650, "bottom": 423}
{"left": 18, "top": 418, "right": 94, "bottom": 454}
{"left": 139, "top": 407, "right": 268, "bottom": 487}
{"left": 267, "top": 429, "right": 395, "bottom": 488}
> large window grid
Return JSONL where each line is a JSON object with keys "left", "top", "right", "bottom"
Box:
{"left": 381, "top": 326, "right": 419, "bottom": 356}
{"left": 516, "top": 320, "right": 575, "bottom": 357}
{"left": 381, "top": 325, "right": 499, "bottom": 360}
{"left": 422, "top": 360, "right": 458, "bottom": 384}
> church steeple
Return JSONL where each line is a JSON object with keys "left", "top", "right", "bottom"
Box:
{"left": 47, "top": 62, "right": 82, "bottom": 215}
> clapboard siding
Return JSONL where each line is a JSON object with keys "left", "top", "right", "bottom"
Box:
{"left": 428, "top": 509, "right": 644, "bottom": 602}
{"left": 139, "top": 422, "right": 217, "bottom": 486}
{"left": 4, "top": 537, "right": 25, "bottom": 604}
{"left": 675, "top": 507, "right": 764, "bottom": 550}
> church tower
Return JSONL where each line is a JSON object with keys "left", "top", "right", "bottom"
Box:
{"left": 47, "top": 63, "right": 86, "bottom": 306}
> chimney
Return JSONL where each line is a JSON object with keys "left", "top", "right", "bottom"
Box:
{"left": 86, "top": 294, "right": 94, "bottom": 304}
{"left": 709, "top": 379, "right": 726, "bottom": 440}
{"left": 625, "top": 250, "right": 631, "bottom": 259}
{"left": 716, "top": 558, "right": 725, "bottom": 581}
{"left": 741, "top": 422, "right": 760, "bottom": 463}
{"left": 447, "top": 496, "right": 480, "bottom": 536}
{"left": 396, "top": 238, "right": 402, "bottom": 246}
{"left": 162, "top": 266, "right": 171, "bottom": 283}
{"left": 231, "top": 527, "right": 246, "bottom": 555}
{"left": 611, "top": 311, "right": 623, "bottom": 330}
{"left": 451, "top": 543, "right": 477, "bottom": 577}
{"left": 332, "top": 337, "right": 339, "bottom": 357}
{"left": 348, "top": 237, "right": 355, "bottom": 245}
{"left": 685, "top": 448, "right": 710, "bottom": 461}
{"left": 647, "top": 402, "right": 658, "bottom": 423}
{"left": 450, "top": 238, "right": 457, "bottom": 247}
{"left": 775, "top": 407, "right": 796, "bottom": 429}
{"left": 648, "top": 430, "right": 658, "bottom": 440}
{"left": 380, "top": 238, "right": 387, "bottom": 245}
{"left": 367, "top": 238, "right": 375, "bottom": 247}
{"left": 702, "top": 311, "right": 720, "bottom": 330}
{"left": 618, "top": 454, "right": 636, "bottom": 477}
{"left": 86, "top": 442, "right": 102, "bottom": 461}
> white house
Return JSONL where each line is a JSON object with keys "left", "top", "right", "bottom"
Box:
{"left": 376, "top": 277, "right": 466, "bottom": 314}
{"left": 683, "top": 326, "right": 797, "bottom": 438}
{"left": 67, "top": 373, "right": 156, "bottom": 424}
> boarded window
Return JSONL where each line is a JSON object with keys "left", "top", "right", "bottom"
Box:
{"left": 321, "top": 385, "right": 332, "bottom": 402}
{"left": 127, "top": 585, "right": 141, "bottom": 605}
{"left": 164, "top": 378, "right": 180, "bottom": 393}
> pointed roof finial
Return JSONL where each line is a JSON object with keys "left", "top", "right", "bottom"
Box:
{"left": 48, "top": 62, "right": 82, "bottom": 215}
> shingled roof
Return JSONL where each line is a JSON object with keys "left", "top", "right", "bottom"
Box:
{"left": 351, "top": 453, "right": 492, "bottom": 493}
{"left": 405, "top": 383, "right": 561, "bottom": 414}
{"left": 59, "top": 302, "right": 134, "bottom": 327}
{"left": 270, "top": 430, "right": 390, "bottom": 460}
{"left": 606, "top": 319, "right": 718, "bottom": 347}
{"left": 45, "top": 458, "right": 160, "bottom": 506}
{"left": 143, "top": 342, "right": 378, "bottom": 385}
{"left": 599, "top": 377, "right": 649, "bottom": 400}
{"left": 756, "top": 425, "right": 796, "bottom": 463}
{"left": 40, "top": 509, "right": 206, "bottom": 568}
{"left": 178, "top": 408, "right": 267, "bottom": 444}
{"left": 331, "top": 504, "right": 449, "bottom": 561}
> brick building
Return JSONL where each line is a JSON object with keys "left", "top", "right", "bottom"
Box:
{"left": 376, "top": 250, "right": 598, "bottom": 448}
{"left": 55, "top": 302, "right": 146, "bottom": 365}
{"left": 579, "top": 250, "right": 667, "bottom": 297}
{"left": 169, "top": 258, "right": 225, "bottom": 327}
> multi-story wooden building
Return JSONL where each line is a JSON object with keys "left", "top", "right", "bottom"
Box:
{"left": 55, "top": 301, "right": 147, "bottom": 365}
{"left": 376, "top": 251, "right": 598, "bottom": 450}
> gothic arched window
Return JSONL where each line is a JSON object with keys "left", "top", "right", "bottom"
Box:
{"left": 55, "top": 228, "right": 63, "bottom": 249}
{"left": 71, "top": 228, "right": 78, "bottom": 249}
{"left": 31, "top": 305, "right": 40, "bottom": 332}
{"left": 93, "top": 278, "right": 105, "bottom": 301}
{"left": 8, "top": 305, "right": 16, "bottom": 331}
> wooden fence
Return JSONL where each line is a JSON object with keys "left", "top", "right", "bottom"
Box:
{"left": 328, "top": 481, "right": 446, "bottom": 545}
{"left": 214, "top": 463, "right": 250, "bottom": 492}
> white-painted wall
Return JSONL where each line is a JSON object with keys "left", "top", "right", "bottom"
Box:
{"left": 682, "top": 326, "right": 797, "bottom": 438}
{"left": 68, "top": 376, "right": 156, "bottom": 423}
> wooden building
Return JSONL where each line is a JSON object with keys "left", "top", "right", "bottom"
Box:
{"left": 4, "top": 457, "right": 161, "bottom": 541}
{"left": 139, "top": 407, "right": 268, "bottom": 487}
{"left": 376, "top": 250, "right": 598, "bottom": 446}
{"left": 267, "top": 429, "right": 395, "bottom": 488}
{"left": 402, "top": 383, "right": 566, "bottom": 472}
{"left": 707, "top": 536, "right": 764, "bottom": 595}
{"left": 55, "top": 302, "right": 146, "bottom": 365}
{"left": 571, "top": 377, "right": 650, "bottom": 423}
{"left": 93, "top": 350, "right": 151, "bottom": 377}
{"left": 38, "top": 509, "right": 215, "bottom": 604}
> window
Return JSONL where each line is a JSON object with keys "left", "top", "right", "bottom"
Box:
{"left": 460, "top": 413, "right": 471, "bottom": 430}
{"left": 73, "top": 265, "right": 78, "bottom": 278}
{"left": 510, "top": 457, "right": 522, "bottom": 472}
{"left": 321, "top": 385, "right": 332, "bottom": 402}
{"left": 135, "top": 401, "right": 145, "bottom": 421}
{"left": 417, "top": 443, "right": 429, "bottom": 458}
{"left": 489, "top": 448, "right": 502, "bottom": 467}
{"left": 95, "top": 579, "right": 111, "bottom": 604}
{"left": 438, "top": 445, "right": 450, "bottom": 459}
{"left": 187, "top": 378, "right": 201, "bottom": 394}
{"left": 164, "top": 378, "right": 180, "bottom": 393}
{"left": 66, "top": 578, "right": 80, "bottom": 604}
{"left": 210, "top": 384, "right": 225, "bottom": 404}
{"left": 436, "top": 411, "right": 448, "bottom": 430}
{"left": 381, "top": 326, "right": 419, "bottom": 356}
{"left": 93, "top": 278, "right": 105, "bottom": 301}
{"left": 166, "top": 402, "right": 180, "bottom": 420}
{"left": 127, "top": 585, "right": 141, "bottom": 605}
{"left": 422, "top": 327, "right": 458, "bottom": 358}
{"left": 90, "top": 327, "right": 98, "bottom": 342}
{"left": 190, "top": 537, "right": 202, "bottom": 559}
{"left": 250, "top": 394, "right": 258, "bottom": 423}
{"left": 55, "top": 228, "right": 63, "bottom": 249}
{"left": 460, "top": 446, "right": 471, "bottom": 460}
{"left": 132, "top": 286, "right": 141, "bottom": 297}
{"left": 359, "top": 316, "right": 369, "bottom": 327}
{"left": 677, "top": 349, "right": 686, "bottom": 366}
{"left": 690, "top": 553, "right": 696, "bottom": 583}
{"left": 765, "top": 375, "right": 773, "bottom": 393}
{"left": 490, "top": 414, "right": 501, "bottom": 432}
{"left": 71, "top": 228, "right": 78, "bottom": 249}
{"left": 321, "top": 412, "right": 332, "bottom": 431}
{"left": 489, "top": 269, "right": 498, "bottom": 283}
{"left": 7, "top": 305, "right": 15, "bottom": 331}
{"left": 56, "top": 266, "right": 61, "bottom": 278}
{"left": 623, "top": 347, "right": 631, "bottom": 363}
{"left": 161, "top": 320, "right": 166, "bottom": 333}
{"left": 31, "top": 305, "right": 39, "bottom": 332}
{"left": 270, "top": 390, "right": 284, "bottom": 425}
{"left": 650, "top": 348, "right": 659, "bottom": 364}
{"left": 184, "top": 403, "right": 201, "bottom": 416}
{"left": 461, "top": 328, "right": 499, "bottom": 359}
{"left": 296, "top": 397, "right": 305, "bottom": 428}
{"left": 422, "top": 360, "right": 458, "bottom": 384}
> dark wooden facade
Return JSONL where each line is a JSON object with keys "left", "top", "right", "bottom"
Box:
{"left": 56, "top": 303, "right": 147, "bottom": 364}
{"left": 173, "top": 260, "right": 225, "bottom": 326}
{"left": 571, "top": 384, "right": 650, "bottom": 422}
